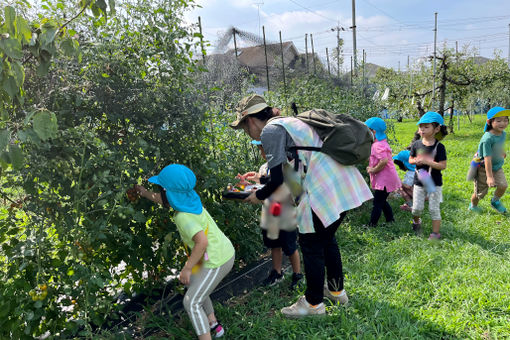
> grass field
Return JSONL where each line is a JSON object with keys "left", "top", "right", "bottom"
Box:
{"left": 162, "top": 114, "right": 510, "bottom": 339}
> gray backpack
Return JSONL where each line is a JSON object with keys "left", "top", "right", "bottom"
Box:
{"left": 288, "top": 109, "right": 373, "bottom": 167}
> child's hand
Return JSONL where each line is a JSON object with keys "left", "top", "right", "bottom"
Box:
{"left": 244, "top": 191, "right": 263, "bottom": 204}
{"left": 134, "top": 184, "right": 148, "bottom": 197}
{"left": 179, "top": 266, "right": 192, "bottom": 285}
{"left": 366, "top": 166, "right": 375, "bottom": 174}
{"left": 487, "top": 176, "right": 496, "bottom": 187}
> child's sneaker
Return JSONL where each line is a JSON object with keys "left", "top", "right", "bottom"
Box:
{"left": 468, "top": 203, "right": 483, "bottom": 213}
{"left": 491, "top": 199, "right": 507, "bottom": 214}
{"left": 323, "top": 284, "right": 349, "bottom": 304}
{"left": 262, "top": 269, "right": 284, "bottom": 286}
{"left": 281, "top": 296, "right": 325, "bottom": 318}
{"left": 412, "top": 219, "right": 422, "bottom": 236}
{"left": 400, "top": 203, "right": 412, "bottom": 212}
{"left": 210, "top": 321, "right": 224, "bottom": 338}
{"left": 428, "top": 232, "right": 441, "bottom": 240}
{"left": 290, "top": 273, "right": 303, "bottom": 290}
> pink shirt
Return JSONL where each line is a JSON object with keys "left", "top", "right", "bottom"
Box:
{"left": 369, "top": 140, "right": 401, "bottom": 192}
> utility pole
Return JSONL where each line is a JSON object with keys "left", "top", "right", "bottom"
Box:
{"left": 262, "top": 26, "right": 270, "bottom": 91}
{"left": 305, "top": 33, "right": 309, "bottom": 73}
{"left": 336, "top": 27, "right": 340, "bottom": 78}
{"left": 326, "top": 47, "right": 331, "bottom": 76}
{"left": 311, "top": 33, "right": 316, "bottom": 74}
{"left": 362, "top": 49, "right": 366, "bottom": 90}
{"left": 351, "top": 0, "right": 357, "bottom": 75}
{"left": 432, "top": 12, "right": 438, "bottom": 109}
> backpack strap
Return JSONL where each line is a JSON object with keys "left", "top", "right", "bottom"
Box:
{"left": 287, "top": 146, "right": 320, "bottom": 171}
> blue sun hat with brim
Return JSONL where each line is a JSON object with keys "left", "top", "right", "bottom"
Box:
{"left": 484, "top": 106, "right": 510, "bottom": 132}
{"left": 392, "top": 150, "right": 415, "bottom": 171}
{"left": 364, "top": 117, "right": 387, "bottom": 141}
{"left": 417, "top": 111, "right": 444, "bottom": 126}
{"left": 148, "top": 164, "right": 203, "bottom": 214}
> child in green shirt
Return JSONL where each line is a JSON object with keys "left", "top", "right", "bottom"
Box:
{"left": 136, "top": 164, "right": 235, "bottom": 339}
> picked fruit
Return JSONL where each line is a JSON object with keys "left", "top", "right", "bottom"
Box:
{"left": 126, "top": 187, "right": 139, "bottom": 202}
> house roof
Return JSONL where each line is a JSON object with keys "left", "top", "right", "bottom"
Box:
{"left": 231, "top": 41, "right": 299, "bottom": 68}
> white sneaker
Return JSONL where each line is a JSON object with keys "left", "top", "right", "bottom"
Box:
{"left": 281, "top": 296, "right": 325, "bottom": 318}
{"left": 323, "top": 284, "right": 349, "bottom": 304}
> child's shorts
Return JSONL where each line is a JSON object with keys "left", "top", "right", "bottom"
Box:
{"left": 402, "top": 170, "right": 415, "bottom": 186}
{"left": 261, "top": 229, "right": 298, "bottom": 256}
{"left": 474, "top": 167, "right": 508, "bottom": 199}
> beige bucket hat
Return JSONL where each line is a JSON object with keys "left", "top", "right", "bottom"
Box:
{"left": 229, "top": 94, "right": 269, "bottom": 129}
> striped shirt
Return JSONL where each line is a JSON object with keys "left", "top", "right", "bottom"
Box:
{"left": 268, "top": 117, "right": 373, "bottom": 233}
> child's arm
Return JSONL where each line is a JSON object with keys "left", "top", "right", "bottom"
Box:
{"left": 422, "top": 158, "right": 447, "bottom": 171}
{"left": 179, "top": 231, "right": 208, "bottom": 285}
{"left": 367, "top": 158, "right": 389, "bottom": 174}
{"left": 408, "top": 156, "right": 417, "bottom": 165}
{"left": 484, "top": 156, "right": 495, "bottom": 187}
{"left": 135, "top": 185, "right": 163, "bottom": 205}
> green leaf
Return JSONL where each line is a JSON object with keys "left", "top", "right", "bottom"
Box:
{"left": 32, "top": 110, "right": 58, "bottom": 141}
{"left": 60, "top": 38, "right": 76, "bottom": 56}
{"left": 108, "top": 0, "right": 116, "bottom": 15}
{"left": 0, "top": 151, "right": 10, "bottom": 164}
{"left": 34, "top": 300, "right": 42, "bottom": 309}
{"left": 11, "top": 61, "right": 25, "bottom": 87}
{"left": 9, "top": 144, "right": 23, "bottom": 170}
{"left": 4, "top": 7, "right": 16, "bottom": 34}
{"left": 0, "top": 38, "right": 23, "bottom": 59}
{"left": 36, "top": 60, "right": 51, "bottom": 76}
{"left": 0, "top": 129, "right": 10, "bottom": 152}
{"left": 2, "top": 76, "right": 19, "bottom": 98}
{"left": 39, "top": 27, "right": 57, "bottom": 48}
{"left": 15, "top": 16, "right": 32, "bottom": 42}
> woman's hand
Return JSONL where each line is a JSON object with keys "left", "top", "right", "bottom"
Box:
{"left": 179, "top": 265, "right": 192, "bottom": 285}
{"left": 236, "top": 172, "right": 258, "bottom": 185}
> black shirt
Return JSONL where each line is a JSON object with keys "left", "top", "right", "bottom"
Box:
{"left": 409, "top": 140, "right": 447, "bottom": 187}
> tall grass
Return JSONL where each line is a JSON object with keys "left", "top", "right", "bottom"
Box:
{"left": 145, "top": 114, "right": 510, "bottom": 339}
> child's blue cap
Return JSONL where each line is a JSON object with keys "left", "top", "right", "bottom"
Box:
{"left": 417, "top": 111, "right": 444, "bottom": 126}
{"left": 392, "top": 150, "right": 416, "bottom": 171}
{"left": 484, "top": 107, "right": 510, "bottom": 132}
{"left": 148, "top": 164, "right": 203, "bottom": 214}
{"left": 364, "top": 117, "right": 387, "bottom": 141}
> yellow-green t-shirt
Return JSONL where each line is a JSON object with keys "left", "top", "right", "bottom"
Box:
{"left": 174, "top": 208, "right": 235, "bottom": 269}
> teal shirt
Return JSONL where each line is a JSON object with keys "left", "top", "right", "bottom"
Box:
{"left": 174, "top": 208, "right": 235, "bottom": 269}
{"left": 478, "top": 131, "right": 506, "bottom": 171}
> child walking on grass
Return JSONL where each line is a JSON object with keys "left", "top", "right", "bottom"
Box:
{"left": 364, "top": 117, "right": 401, "bottom": 227}
{"left": 409, "top": 112, "right": 448, "bottom": 240}
{"left": 136, "top": 164, "right": 235, "bottom": 340}
{"left": 469, "top": 107, "right": 509, "bottom": 214}
{"left": 393, "top": 149, "right": 415, "bottom": 212}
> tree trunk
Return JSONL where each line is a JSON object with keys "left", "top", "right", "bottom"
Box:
{"left": 448, "top": 101, "right": 455, "bottom": 134}
{"left": 438, "top": 58, "right": 447, "bottom": 116}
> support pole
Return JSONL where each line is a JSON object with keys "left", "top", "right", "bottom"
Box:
{"left": 233, "top": 28, "right": 238, "bottom": 58}
{"left": 279, "top": 31, "right": 287, "bottom": 93}
{"left": 350, "top": 55, "right": 353, "bottom": 86}
{"left": 456, "top": 40, "right": 459, "bottom": 63}
{"left": 198, "top": 16, "right": 205, "bottom": 63}
{"left": 432, "top": 12, "right": 438, "bottom": 108}
{"left": 351, "top": 0, "right": 357, "bottom": 75}
{"left": 263, "top": 26, "right": 270, "bottom": 91}
{"left": 326, "top": 47, "right": 331, "bottom": 76}
{"left": 311, "top": 34, "right": 316, "bottom": 74}
{"left": 305, "top": 33, "right": 309, "bottom": 73}
{"left": 508, "top": 24, "right": 510, "bottom": 67}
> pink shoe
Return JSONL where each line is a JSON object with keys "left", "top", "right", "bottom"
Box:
{"left": 400, "top": 204, "right": 412, "bottom": 212}
{"left": 428, "top": 232, "right": 441, "bottom": 240}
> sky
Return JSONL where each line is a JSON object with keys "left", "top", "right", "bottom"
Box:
{"left": 184, "top": 0, "right": 510, "bottom": 70}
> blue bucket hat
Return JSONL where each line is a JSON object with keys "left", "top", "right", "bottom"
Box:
{"left": 148, "top": 164, "right": 203, "bottom": 214}
{"left": 392, "top": 150, "right": 416, "bottom": 171}
{"left": 484, "top": 107, "right": 510, "bottom": 132}
{"left": 417, "top": 111, "right": 444, "bottom": 126}
{"left": 364, "top": 117, "right": 387, "bottom": 141}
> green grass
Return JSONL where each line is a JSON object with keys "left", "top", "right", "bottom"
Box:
{"left": 145, "top": 114, "right": 510, "bottom": 339}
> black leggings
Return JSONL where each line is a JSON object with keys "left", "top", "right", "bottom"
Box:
{"left": 299, "top": 211, "right": 346, "bottom": 305}
{"left": 370, "top": 188, "right": 394, "bottom": 226}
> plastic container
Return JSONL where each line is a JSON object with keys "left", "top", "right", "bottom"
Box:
{"left": 417, "top": 169, "right": 436, "bottom": 193}
{"left": 466, "top": 157, "right": 482, "bottom": 181}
